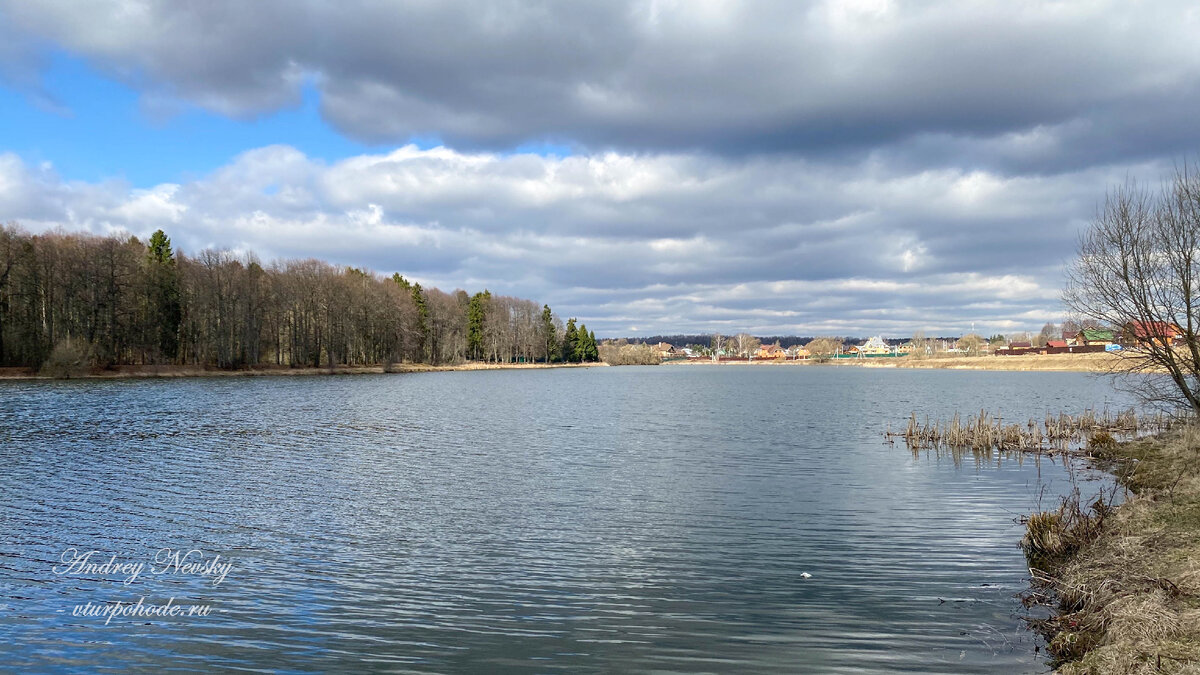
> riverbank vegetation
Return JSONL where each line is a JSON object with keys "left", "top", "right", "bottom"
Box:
{"left": 0, "top": 225, "right": 598, "bottom": 372}
{"left": 865, "top": 352, "right": 1125, "bottom": 372}
{"left": 997, "top": 164, "right": 1200, "bottom": 671}
{"left": 1020, "top": 426, "right": 1200, "bottom": 672}
{"left": 895, "top": 406, "right": 1200, "bottom": 670}
{"left": 890, "top": 408, "right": 1170, "bottom": 455}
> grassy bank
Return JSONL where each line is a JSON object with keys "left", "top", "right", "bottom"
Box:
{"left": 860, "top": 352, "right": 1123, "bottom": 372}
{"left": 0, "top": 361, "right": 605, "bottom": 381}
{"left": 1022, "top": 425, "right": 1200, "bottom": 672}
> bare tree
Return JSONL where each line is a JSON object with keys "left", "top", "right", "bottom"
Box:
{"left": 804, "top": 337, "right": 843, "bottom": 362}
{"left": 0, "top": 226, "right": 562, "bottom": 372}
{"left": 0, "top": 224, "right": 18, "bottom": 364}
{"left": 1034, "top": 322, "right": 1059, "bottom": 347}
{"left": 732, "top": 332, "right": 760, "bottom": 357}
{"left": 710, "top": 332, "right": 725, "bottom": 362}
{"left": 958, "top": 333, "right": 985, "bottom": 356}
{"left": 909, "top": 330, "right": 929, "bottom": 359}
{"left": 1065, "top": 164, "right": 1200, "bottom": 415}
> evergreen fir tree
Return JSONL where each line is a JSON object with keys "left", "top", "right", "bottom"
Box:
{"left": 574, "top": 323, "right": 591, "bottom": 362}
{"left": 146, "top": 229, "right": 181, "bottom": 362}
{"left": 467, "top": 290, "right": 491, "bottom": 360}
{"left": 562, "top": 318, "right": 578, "bottom": 363}
{"left": 541, "top": 304, "right": 558, "bottom": 362}
{"left": 411, "top": 282, "right": 429, "bottom": 362}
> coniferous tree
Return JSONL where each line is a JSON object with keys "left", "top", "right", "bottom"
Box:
{"left": 574, "top": 323, "right": 591, "bottom": 362}
{"left": 146, "top": 230, "right": 181, "bottom": 362}
{"left": 562, "top": 318, "right": 578, "bottom": 363}
{"left": 541, "top": 304, "right": 558, "bottom": 362}
{"left": 587, "top": 330, "right": 599, "bottom": 362}
{"left": 411, "top": 282, "right": 429, "bottom": 361}
{"left": 467, "top": 290, "right": 491, "bottom": 360}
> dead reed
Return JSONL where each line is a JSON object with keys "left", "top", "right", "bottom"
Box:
{"left": 886, "top": 407, "right": 1178, "bottom": 456}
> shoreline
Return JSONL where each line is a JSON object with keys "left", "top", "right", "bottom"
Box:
{"left": 0, "top": 361, "right": 606, "bottom": 381}
{"left": 1022, "top": 426, "right": 1200, "bottom": 671}
{"left": 662, "top": 352, "right": 1124, "bottom": 373}
{"left": 1, "top": 352, "right": 1131, "bottom": 379}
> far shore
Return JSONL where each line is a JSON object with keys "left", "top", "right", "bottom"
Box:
{"left": 0, "top": 351, "right": 1133, "bottom": 380}
{"left": 0, "top": 361, "right": 607, "bottom": 381}
{"left": 663, "top": 351, "right": 1126, "bottom": 373}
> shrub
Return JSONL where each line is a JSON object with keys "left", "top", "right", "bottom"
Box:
{"left": 598, "top": 342, "right": 661, "bottom": 365}
{"left": 1087, "top": 429, "right": 1118, "bottom": 453}
{"left": 1021, "top": 488, "right": 1111, "bottom": 570}
{"left": 39, "top": 338, "right": 93, "bottom": 379}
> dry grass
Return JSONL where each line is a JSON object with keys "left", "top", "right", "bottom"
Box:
{"left": 892, "top": 408, "right": 1174, "bottom": 455}
{"left": 1022, "top": 424, "right": 1200, "bottom": 673}
{"left": 859, "top": 352, "right": 1127, "bottom": 372}
{"left": 1022, "top": 489, "right": 1114, "bottom": 570}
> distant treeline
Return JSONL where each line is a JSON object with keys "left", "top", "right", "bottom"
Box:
{"left": 0, "top": 225, "right": 599, "bottom": 370}
{"left": 631, "top": 334, "right": 829, "bottom": 349}
{"left": 625, "top": 334, "right": 958, "bottom": 348}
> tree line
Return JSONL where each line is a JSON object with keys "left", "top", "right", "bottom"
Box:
{"left": 0, "top": 225, "right": 599, "bottom": 370}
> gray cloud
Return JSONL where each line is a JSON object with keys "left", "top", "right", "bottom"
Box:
{"left": 2, "top": 0, "right": 1199, "bottom": 166}
{"left": 0, "top": 145, "right": 1152, "bottom": 337}
{"left": 1, "top": 1, "right": 1195, "bottom": 337}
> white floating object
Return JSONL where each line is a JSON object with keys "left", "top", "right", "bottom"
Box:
{"left": 800, "top": 572, "right": 812, "bottom": 579}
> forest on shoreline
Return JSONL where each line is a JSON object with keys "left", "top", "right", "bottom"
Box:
{"left": 0, "top": 225, "right": 599, "bottom": 372}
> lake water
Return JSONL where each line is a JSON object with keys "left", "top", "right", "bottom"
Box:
{"left": 0, "top": 366, "right": 1129, "bottom": 673}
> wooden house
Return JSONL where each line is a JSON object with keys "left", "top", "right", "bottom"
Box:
{"left": 755, "top": 343, "right": 786, "bottom": 359}
{"left": 1122, "top": 321, "right": 1182, "bottom": 349}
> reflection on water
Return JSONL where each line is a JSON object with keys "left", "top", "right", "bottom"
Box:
{"left": 0, "top": 366, "right": 1124, "bottom": 672}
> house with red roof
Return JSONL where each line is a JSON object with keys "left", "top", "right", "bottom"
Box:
{"left": 1122, "top": 321, "right": 1183, "bottom": 349}
{"left": 755, "top": 343, "right": 786, "bottom": 359}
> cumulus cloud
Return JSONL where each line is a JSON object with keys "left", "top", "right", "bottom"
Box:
{"left": 2, "top": 0, "right": 1199, "bottom": 166}
{"left": 0, "top": 145, "right": 1151, "bottom": 336}
{"left": 1, "top": 1, "right": 1194, "bottom": 335}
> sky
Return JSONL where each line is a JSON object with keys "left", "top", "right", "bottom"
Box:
{"left": 1, "top": 1, "right": 1198, "bottom": 338}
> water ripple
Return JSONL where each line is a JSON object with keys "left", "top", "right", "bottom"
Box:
{"left": 0, "top": 367, "right": 1124, "bottom": 672}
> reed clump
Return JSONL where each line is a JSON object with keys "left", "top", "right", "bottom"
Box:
{"left": 1021, "top": 488, "right": 1113, "bottom": 572}
{"left": 890, "top": 408, "right": 1177, "bottom": 456}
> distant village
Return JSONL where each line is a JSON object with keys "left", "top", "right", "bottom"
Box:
{"left": 604, "top": 320, "right": 1186, "bottom": 363}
